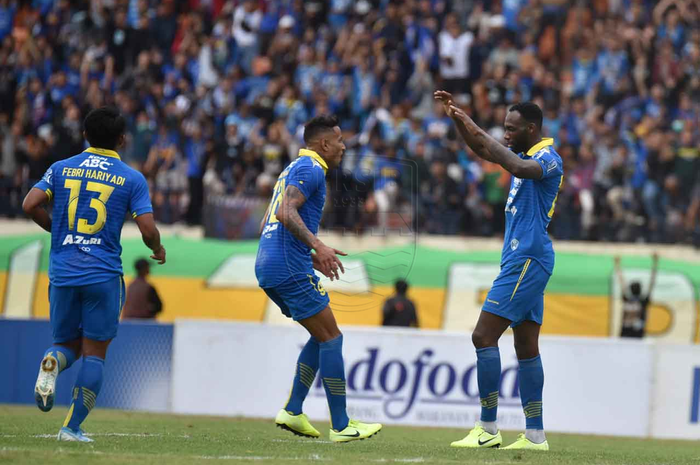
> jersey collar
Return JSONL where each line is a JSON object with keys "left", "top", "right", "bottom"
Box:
{"left": 85, "top": 147, "right": 121, "bottom": 160}
{"left": 298, "top": 148, "right": 328, "bottom": 173}
{"left": 525, "top": 138, "right": 554, "bottom": 157}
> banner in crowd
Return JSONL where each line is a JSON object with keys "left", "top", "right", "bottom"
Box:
{"left": 1, "top": 234, "right": 699, "bottom": 342}
{"left": 202, "top": 195, "right": 268, "bottom": 240}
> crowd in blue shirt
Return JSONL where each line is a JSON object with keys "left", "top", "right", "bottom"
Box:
{"left": 0, "top": 0, "right": 699, "bottom": 243}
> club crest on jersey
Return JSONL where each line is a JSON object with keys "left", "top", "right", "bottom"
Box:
{"left": 63, "top": 234, "right": 102, "bottom": 246}
{"left": 510, "top": 239, "right": 519, "bottom": 251}
{"left": 80, "top": 155, "right": 113, "bottom": 170}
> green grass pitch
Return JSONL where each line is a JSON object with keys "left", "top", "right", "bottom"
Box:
{"left": 0, "top": 405, "right": 697, "bottom": 464}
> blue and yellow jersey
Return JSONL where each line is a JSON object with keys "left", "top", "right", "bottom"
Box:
{"left": 501, "top": 138, "right": 564, "bottom": 274}
{"left": 33, "top": 147, "right": 153, "bottom": 287}
{"left": 255, "top": 149, "right": 327, "bottom": 288}
{"left": 373, "top": 158, "right": 402, "bottom": 190}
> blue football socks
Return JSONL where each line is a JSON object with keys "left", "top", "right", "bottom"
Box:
{"left": 518, "top": 355, "right": 544, "bottom": 431}
{"left": 319, "top": 335, "right": 349, "bottom": 431}
{"left": 43, "top": 345, "right": 77, "bottom": 373}
{"left": 476, "top": 347, "right": 501, "bottom": 424}
{"left": 65, "top": 356, "right": 104, "bottom": 432}
{"left": 285, "top": 337, "right": 320, "bottom": 415}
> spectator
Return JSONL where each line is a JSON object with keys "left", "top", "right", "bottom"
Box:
{"left": 373, "top": 145, "right": 402, "bottom": 231}
{"left": 438, "top": 13, "right": 474, "bottom": 96}
{"left": 232, "top": 0, "right": 262, "bottom": 75}
{"left": 0, "top": 0, "right": 697, "bottom": 244}
{"left": 382, "top": 279, "right": 419, "bottom": 328}
{"left": 614, "top": 254, "right": 658, "bottom": 339}
{"left": 0, "top": 116, "right": 20, "bottom": 217}
{"left": 122, "top": 258, "right": 163, "bottom": 320}
{"left": 184, "top": 123, "right": 208, "bottom": 225}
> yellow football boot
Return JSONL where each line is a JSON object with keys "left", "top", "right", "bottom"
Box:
{"left": 450, "top": 425, "right": 502, "bottom": 448}
{"left": 275, "top": 409, "right": 321, "bottom": 438}
{"left": 329, "top": 419, "right": 382, "bottom": 443}
{"left": 502, "top": 433, "right": 549, "bottom": 451}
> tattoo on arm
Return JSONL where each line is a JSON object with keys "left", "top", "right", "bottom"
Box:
{"left": 278, "top": 185, "right": 320, "bottom": 249}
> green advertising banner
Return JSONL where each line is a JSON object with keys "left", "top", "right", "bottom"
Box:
{"left": 1, "top": 235, "right": 698, "bottom": 343}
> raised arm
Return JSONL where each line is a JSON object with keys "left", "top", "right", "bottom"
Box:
{"left": 276, "top": 185, "right": 346, "bottom": 280}
{"left": 434, "top": 91, "right": 543, "bottom": 179}
{"left": 647, "top": 253, "right": 659, "bottom": 300}
{"left": 434, "top": 90, "right": 496, "bottom": 163}
{"left": 614, "top": 256, "right": 626, "bottom": 296}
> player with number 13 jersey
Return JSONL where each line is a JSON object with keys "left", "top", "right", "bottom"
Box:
{"left": 23, "top": 107, "right": 165, "bottom": 443}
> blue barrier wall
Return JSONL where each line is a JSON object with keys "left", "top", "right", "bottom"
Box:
{"left": 1, "top": 319, "right": 173, "bottom": 412}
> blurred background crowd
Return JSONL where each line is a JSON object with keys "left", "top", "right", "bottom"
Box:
{"left": 0, "top": 0, "right": 699, "bottom": 243}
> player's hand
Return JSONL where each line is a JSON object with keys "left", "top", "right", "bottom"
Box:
{"left": 313, "top": 254, "right": 337, "bottom": 280}
{"left": 614, "top": 256, "right": 621, "bottom": 266}
{"left": 151, "top": 245, "right": 166, "bottom": 265}
{"left": 652, "top": 252, "right": 659, "bottom": 263}
{"left": 434, "top": 90, "right": 454, "bottom": 116}
{"left": 314, "top": 245, "right": 346, "bottom": 281}
{"left": 449, "top": 104, "right": 471, "bottom": 124}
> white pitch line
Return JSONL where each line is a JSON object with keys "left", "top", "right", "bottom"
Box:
{"left": 198, "top": 455, "right": 329, "bottom": 461}
{"left": 198, "top": 457, "right": 277, "bottom": 461}
{"left": 271, "top": 439, "right": 334, "bottom": 445}
{"left": 370, "top": 459, "right": 426, "bottom": 464}
{"left": 0, "top": 432, "right": 190, "bottom": 439}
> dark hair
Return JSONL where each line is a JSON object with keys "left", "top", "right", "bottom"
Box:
{"left": 395, "top": 279, "right": 409, "bottom": 295}
{"left": 303, "top": 115, "right": 339, "bottom": 144}
{"left": 134, "top": 258, "right": 150, "bottom": 274}
{"left": 630, "top": 281, "right": 642, "bottom": 297}
{"left": 508, "top": 102, "right": 543, "bottom": 129}
{"left": 83, "top": 107, "right": 126, "bottom": 150}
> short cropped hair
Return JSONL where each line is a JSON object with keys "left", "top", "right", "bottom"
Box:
{"left": 134, "top": 258, "right": 150, "bottom": 274}
{"left": 508, "top": 102, "right": 543, "bottom": 129}
{"left": 83, "top": 107, "right": 126, "bottom": 150}
{"left": 303, "top": 115, "right": 339, "bottom": 144}
{"left": 395, "top": 279, "right": 409, "bottom": 295}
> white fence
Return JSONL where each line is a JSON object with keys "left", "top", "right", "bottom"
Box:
{"left": 171, "top": 320, "right": 700, "bottom": 440}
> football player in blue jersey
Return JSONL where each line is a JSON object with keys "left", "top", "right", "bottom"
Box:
{"left": 435, "top": 91, "right": 563, "bottom": 451}
{"left": 255, "top": 115, "right": 382, "bottom": 442}
{"left": 22, "top": 107, "right": 166, "bottom": 442}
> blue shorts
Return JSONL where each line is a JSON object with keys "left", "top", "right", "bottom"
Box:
{"left": 482, "top": 259, "right": 550, "bottom": 327}
{"left": 262, "top": 273, "right": 330, "bottom": 321}
{"left": 49, "top": 276, "right": 126, "bottom": 343}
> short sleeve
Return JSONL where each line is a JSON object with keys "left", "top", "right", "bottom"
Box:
{"left": 129, "top": 172, "right": 154, "bottom": 218}
{"left": 531, "top": 149, "right": 563, "bottom": 180}
{"left": 33, "top": 164, "right": 57, "bottom": 201}
{"left": 287, "top": 162, "right": 324, "bottom": 199}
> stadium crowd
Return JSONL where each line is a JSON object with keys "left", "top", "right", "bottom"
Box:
{"left": 0, "top": 0, "right": 699, "bottom": 243}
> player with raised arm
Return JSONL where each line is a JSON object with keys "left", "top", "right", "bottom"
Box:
{"left": 435, "top": 91, "right": 563, "bottom": 451}
{"left": 255, "top": 115, "right": 382, "bottom": 443}
{"left": 614, "top": 253, "right": 659, "bottom": 338}
{"left": 22, "top": 107, "right": 165, "bottom": 442}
